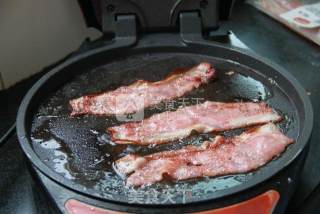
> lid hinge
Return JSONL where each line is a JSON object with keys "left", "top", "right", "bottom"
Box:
{"left": 114, "top": 15, "right": 136, "bottom": 42}
{"left": 102, "top": 13, "right": 137, "bottom": 46}
{"left": 180, "top": 11, "right": 230, "bottom": 45}
{"left": 179, "top": 12, "right": 203, "bottom": 42}
{"left": 100, "top": 0, "right": 220, "bottom": 33}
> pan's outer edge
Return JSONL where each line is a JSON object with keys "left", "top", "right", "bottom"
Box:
{"left": 16, "top": 34, "right": 313, "bottom": 207}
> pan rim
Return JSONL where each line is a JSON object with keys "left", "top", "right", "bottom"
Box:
{"left": 16, "top": 36, "right": 313, "bottom": 206}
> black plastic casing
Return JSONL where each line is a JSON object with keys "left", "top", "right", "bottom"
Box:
{"left": 16, "top": 2, "right": 313, "bottom": 214}
{"left": 77, "top": 0, "right": 235, "bottom": 34}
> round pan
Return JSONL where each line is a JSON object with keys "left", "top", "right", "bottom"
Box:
{"left": 17, "top": 33, "right": 313, "bottom": 206}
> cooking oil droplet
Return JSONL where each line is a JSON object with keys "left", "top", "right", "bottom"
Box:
{"left": 90, "top": 129, "right": 99, "bottom": 135}
{"left": 40, "top": 138, "right": 61, "bottom": 149}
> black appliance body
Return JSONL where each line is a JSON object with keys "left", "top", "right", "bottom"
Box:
{"left": 16, "top": 1, "right": 313, "bottom": 213}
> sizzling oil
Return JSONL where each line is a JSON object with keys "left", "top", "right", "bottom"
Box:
{"left": 30, "top": 53, "right": 297, "bottom": 203}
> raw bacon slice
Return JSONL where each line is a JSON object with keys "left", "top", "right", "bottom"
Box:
{"left": 70, "top": 62, "right": 215, "bottom": 116}
{"left": 114, "top": 123, "right": 293, "bottom": 186}
{"left": 108, "top": 101, "right": 282, "bottom": 145}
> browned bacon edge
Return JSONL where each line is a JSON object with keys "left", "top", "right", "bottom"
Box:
{"left": 114, "top": 123, "right": 293, "bottom": 186}
{"left": 107, "top": 101, "right": 282, "bottom": 145}
{"left": 69, "top": 62, "right": 215, "bottom": 116}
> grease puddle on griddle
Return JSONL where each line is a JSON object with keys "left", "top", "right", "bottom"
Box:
{"left": 29, "top": 53, "right": 297, "bottom": 203}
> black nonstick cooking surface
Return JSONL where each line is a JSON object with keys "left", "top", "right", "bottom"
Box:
{"left": 16, "top": 32, "right": 313, "bottom": 206}
{"left": 27, "top": 52, "right": 299, "bottom": 204}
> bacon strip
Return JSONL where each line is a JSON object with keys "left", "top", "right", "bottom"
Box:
{"left": 108, "top": 101, "right": 282, "bottom": 145}
{"left": 114, "top": 123, "right": 293, "bottom": 186}
{"left": 70, "top": 62, "right": 215, "bottom": 116}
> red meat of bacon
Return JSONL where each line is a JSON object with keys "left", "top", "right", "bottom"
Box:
{"left": 114, "top": 123, "right": 293, "bottom": 186}
{"left": 70, "top": 62, "right": 215, "bottom": 116}
{"left": 108, "top": 101, "right": 282, "bottom": 145}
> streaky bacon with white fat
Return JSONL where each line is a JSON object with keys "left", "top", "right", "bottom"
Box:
{"left": 114, "top": 123, "right": 293, "bottom": 186}
{"left": 69, "top": 62, "right": 215, "bottom": 116}
{"left": 108, "top": 101, "right": 282, "bottom": 145}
